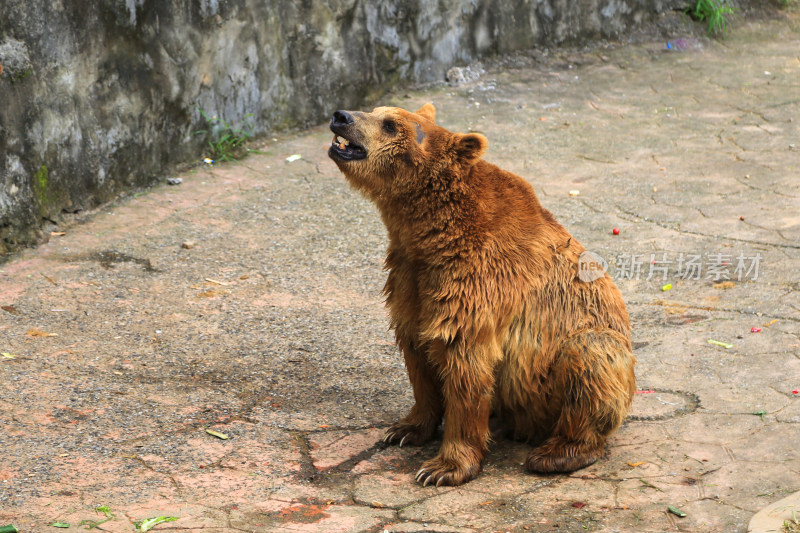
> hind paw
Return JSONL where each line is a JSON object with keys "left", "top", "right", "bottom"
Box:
{"left": 526, "top": 440, "right": 601, "bottom": 473}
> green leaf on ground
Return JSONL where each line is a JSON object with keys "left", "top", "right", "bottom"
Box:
{"left": 668, "top": 505, "right": 687, "bottom": 517}
{"left": 707, "top": 339, "right": 733, "bottom": 349}
{"left": 134, "top": 516, "right": 179, "bottom": 532}
{"left": 78, "top": 505, "right": 115, "bottom": 529}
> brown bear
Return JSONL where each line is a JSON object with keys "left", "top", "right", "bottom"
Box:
{"left": 328, "top": 103, "right": 636, "bottom": 487}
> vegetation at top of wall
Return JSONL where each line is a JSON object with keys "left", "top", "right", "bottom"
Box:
{"left": 684, "top": 0, "right": 736, "bottom": 35}
{"left": 194, "top": 109, "right": 255, "bottom": 162}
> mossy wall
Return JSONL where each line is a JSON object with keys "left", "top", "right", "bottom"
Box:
{"left": 0, "top": 0, "right": 684, "bottom": 254}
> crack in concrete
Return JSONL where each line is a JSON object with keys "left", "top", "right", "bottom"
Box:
{"left": 649, "top": 194, "right": 709, "bottom": 219}
{"left": 126, "top": 454, "right": 184, "bottom": 496}
{"left": 614, "top": 204, "right": 800, "bottom": 250}
{"left": 726, "top": 135, "right": 749, "bottom": 153}
{"left": 732, "top": 106, "right": 770, "bottom": 123}
{"left": 289, "top": 431, "right": 318, "bottom": 482}
{"left": 628, "top": 300, "right": 800, "bottom": 323}
{"left": 734, "top": 175, "right": 800, "bottom": 199}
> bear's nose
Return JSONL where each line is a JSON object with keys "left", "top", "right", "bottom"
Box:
{"left": 331, "top": 110, "right": 354, "bottom": 127}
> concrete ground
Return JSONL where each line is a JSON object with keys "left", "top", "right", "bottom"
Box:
{"left": 1, "top": 10, "right": 799, "bottom": 533}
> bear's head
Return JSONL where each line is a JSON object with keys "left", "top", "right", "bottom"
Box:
{"left": 328, "top": 104, "right": 488, "bottom": 206}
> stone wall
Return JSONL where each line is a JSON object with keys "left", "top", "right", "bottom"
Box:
{"left": 0, "top": 0, "right": 683, "bottom": 254}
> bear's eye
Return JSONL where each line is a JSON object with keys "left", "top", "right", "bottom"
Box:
{"left": 382, "top": 119, "right": 397, "bottom": 135}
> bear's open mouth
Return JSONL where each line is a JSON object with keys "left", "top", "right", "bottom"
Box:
{"left": 329, "top": 134, "right": 367, "bottom": 161}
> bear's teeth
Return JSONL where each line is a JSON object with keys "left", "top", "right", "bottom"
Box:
{"left": 336, "top": 136, "right": 350, "bottom": 148}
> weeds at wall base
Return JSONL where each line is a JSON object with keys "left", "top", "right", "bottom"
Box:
{"left": 194, "top": 109, "right": 255, "bottom": 162}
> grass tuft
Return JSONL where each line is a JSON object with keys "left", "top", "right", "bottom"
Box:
{"left": 684, "top": 0, "right": 735, "bottom": 35}
{"left": 195, "top": 109, "right": 255, "bottom": 162}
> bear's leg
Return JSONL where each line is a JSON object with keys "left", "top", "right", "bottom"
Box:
{"left": 383, "top": 338, "right": 443, "bottom": 447}
{"left": 526, "top": 329, "right": 635, "bottom": 474}
{"left": 415, "top": 341, "right": 497, "bottom": 486}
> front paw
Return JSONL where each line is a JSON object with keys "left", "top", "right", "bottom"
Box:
{"left": 382, "top": 420, "right": 437, "bottom": 447}
{"left": 415, "top": 455, "right": 481, "bottom": 487}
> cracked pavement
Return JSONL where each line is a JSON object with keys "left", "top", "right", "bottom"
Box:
{"left": 1, "top": 11, "right": 799, "bottom": 533}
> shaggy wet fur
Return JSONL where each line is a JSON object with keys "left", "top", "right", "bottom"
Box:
{"left": 328, "top": 104, "right": 636, "bottom": 486}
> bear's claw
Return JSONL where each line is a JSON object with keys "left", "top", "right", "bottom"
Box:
{"left": 382, "top": 420, "right": 437, "bottom": 447}
{"left": 413, "top": 456, "right": 481, "bottom": 487}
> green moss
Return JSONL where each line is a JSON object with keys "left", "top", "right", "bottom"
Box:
{"left": 34, "top": 165, "right": 48, "bottom": 197}
{"left": 33, "top": 165, "right": 53, "bottom": 215}
{"left": 7, "top": 69, "right": 32, "bottom": 83}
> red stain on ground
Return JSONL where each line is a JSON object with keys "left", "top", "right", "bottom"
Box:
{"left": 278, "top": 503, "right": 331, "bottom": 523}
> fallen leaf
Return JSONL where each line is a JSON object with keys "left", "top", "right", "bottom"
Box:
{"left": 572, "top": 501, "right": 587, "bottom": 508}
{"left": 204, "top": 278, "right": 230, "bottom": 286}
{"left": 667, "top": 505, "right": 687, "bottom": 517}
{"left": 1, "top": 305, "right": 19, "bottom": 314}
{"left": 713, "top": 281, "right": 735, "bottom": 289}
{"left": 50, "top": 523, "right": 70, "bottom": 529}
{"left": 135, "top": 516, "right": 179, "bottom": 532}
{"left": 707, "top": 339, "right": 733, "bottom": 349}
{"left": 50, "top": 232, "right": 66, "bottom": 237}
{"left": 205, "top": 429, "right": 229, "bottom": 440}
{"left": 627, "top": 461, "right": 646, "bottom": 467}
{"left": 2, "top": 353, "right": 17, "bottom": 359}
{"left": 26, "top": 328, "right": 58, "bottom": 337}
{"left": 285, "top": 154, "right": 302, "bottom": 162}
{"left": 763, "top": 319, "right": 779, "bottom": 327}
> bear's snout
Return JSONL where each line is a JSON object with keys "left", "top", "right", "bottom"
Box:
{"left": 329, "top": 109, "right": 367, "bottom": 162}
{"left": 331, "top": 110, "right": 355, "bottom": 127}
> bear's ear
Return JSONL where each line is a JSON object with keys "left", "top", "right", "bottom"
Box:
{"left": 415, "top": 103, "right": 436, "bottom": 122}
{"left": 454, "top": 133, "right": 488, "bottom": 164}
